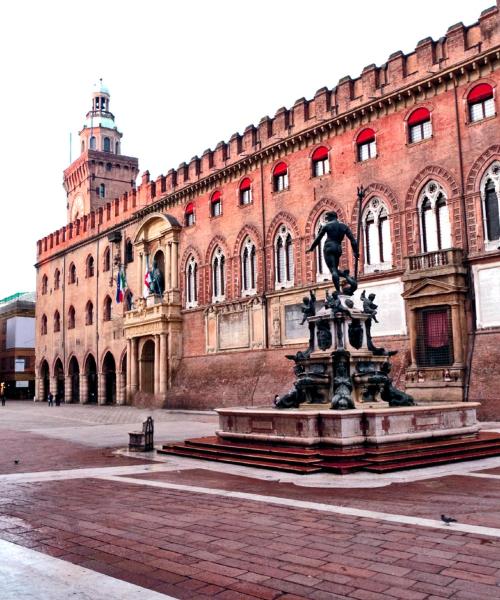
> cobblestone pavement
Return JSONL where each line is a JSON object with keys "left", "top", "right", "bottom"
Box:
{"left": 2, "top": 402, "right": 500, "bottom": 599}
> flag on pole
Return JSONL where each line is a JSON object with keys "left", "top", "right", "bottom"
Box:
{"left": 143, "top": 255, "right": 151, "bottom": 298}
{"left": 116, "top": 267, "right": 127, "bottom": 303}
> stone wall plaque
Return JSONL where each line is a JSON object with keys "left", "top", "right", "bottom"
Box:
{"left": 474, "top": 263, "right": 500, "bottom": 328}
{"left": 219, "top": 311, "right": 249, "bottom": 350}
{"left": 357, "top": 278, "right": 406, "bottom": 336}
{"left": 284, "top": 304, "right": 309, "bottom": 340}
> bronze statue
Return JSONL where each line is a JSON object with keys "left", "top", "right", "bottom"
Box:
{"left": 300, "top": 290, "right": 316, "bottom": 353}
{"left": 307, "top": 212, "right": 359, "bottom": 294}
{"left": 149, "top": 260, "right": 164, "bottom": 295}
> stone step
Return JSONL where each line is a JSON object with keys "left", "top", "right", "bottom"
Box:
{"left": 184, "top": 436, "right": 320, "bottom": 456}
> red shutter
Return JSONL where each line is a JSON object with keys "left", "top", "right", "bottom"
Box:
{"left": 273, "top": 162, "right": 288, "bottom": 176}
{"left": 312, "top": 146, "right": 328, "bottom": 161}
{"left": 357, "top": 128, "right": 375, "bottom": 144}
{"left": 408, "top": 107, "right": 430, "bottom": 126}
{"left": 211, "top": 191, "right": 221, "bottom": 202}
{"left": 185, "top": 202, "right": 194, "bottom": 214}
{"left": 240, "top": 177, "right": 251, "bottom": 191}
{"left": 468, "top": 83, "right": 493, "bottom": 103}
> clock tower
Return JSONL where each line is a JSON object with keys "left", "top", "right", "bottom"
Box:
{"left": 63, "top": 80, "right": 139, "bottom": 223}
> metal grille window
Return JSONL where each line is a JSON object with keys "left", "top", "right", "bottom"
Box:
{"left": 416, "top": 307, "right": 453, "bottom": 367}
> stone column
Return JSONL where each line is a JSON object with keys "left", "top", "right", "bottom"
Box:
{"left": 97, "top": 372, "right": 106, "bottom": 405}
{"left": 159, "top": 332, "right": 167, "bottom": 398}
{"left": 35, "top": 376, "right": 42, "bottom": 402}
{"left": 126, "top": 339, "right": 132, "bottom": 397}
{"left": 49, "top": 376, "right": 57, "bottom": 396}
{"left": 79, "top": 375, "right": 88, "bottom": 404}
{"left": 451, "top": 303, "right": 464, "bottom": 366}
{"left": 166, "top": 242, "right": 172, "bottom": 291}
{"left": 117, "top": 371, "right": 126, "bottom": 405}
{"left": 172, "top": 241, "right": 179, "bottom": 289}
{"left": 408, "top": 308, "right": 417, "bottom": 368}
{"left": 131, "top": 338, "right": 139, "bottom": 395}
{"left": 154, "top": 335, "right": 160, "bottom": 395}
{"left": 64, "top": 375, "right": 72, "bottom": 404}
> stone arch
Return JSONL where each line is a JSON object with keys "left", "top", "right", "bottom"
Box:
{"left": 67, "top": 355, "right": 80, "bottom": 403}
{"left": 265, "top": 211, "right": 300, "bottom": 249}
{"left": 180, "top": 244, "right": 202, "bottom": 274}
{"left": 119, "top": 347, "right": 127, "bottom": 374}
{"left": 51, "top": 355, "right": 64, "bottom": 377}
{"left": 350, "top": 182, "right": 403, "bottom": 270}
{"left": 133, "top": 212, "right": 181, "bottom": 244}
{"left": 180, "top": 244, "right": 203, "bottom": 307}
{"left": 39, "top": 358, "right": 50, "bottom": 402}
{"left": 204, "top": 234, "right": 230, "bottom": 265}
{"left": 102, "top": 351, "right": 116, "bottom": 405}
{"left": 266, "top": 211, "right": 301, "bottom": 289}
{"left": 405, "top": 166, "right": 461, "bottom": 256}
{"left": 205, "top": 234, "right": 232, "bottom": 302}
{"left": 466, "top": 145, "right": 500, "bottom": 194}
{"left": 53, "top": 357, "right": 65, "bottom": 401}
{"left": 83, "top": 353, "right": 98, "bottom": 404}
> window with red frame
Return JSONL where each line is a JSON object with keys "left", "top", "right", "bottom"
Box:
{"left": 468, "top": 83, "right": 495, "bottom": 122}
{"left": 239, "top": 178, "right": 252, "bottom": 205}
{"left": 357, "top": 129, "right": 376, "bottom": 161}
{"left": 312, "top": 147, "right": 330, "bottom": 177}
{"left": 211, "top": 191, "right": 222, "bottom": 217}
{"left": 185, "top": 202, "right": 195, "bottom": 226}
{"left": 273, "top": 162, "right": 289, "bottom": 191}
{"left": 408, "top": 108, "right": 432, "bottom": 143}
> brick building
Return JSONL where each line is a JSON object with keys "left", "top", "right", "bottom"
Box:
{"left": 36, "top": 3, "right": 500, "bottom": 418}
{"left": 0, "top": 292, "right": 36, "bottom": 399}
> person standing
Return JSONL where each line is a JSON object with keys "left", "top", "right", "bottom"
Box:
{"left": 1, "top": 382, "right": 5, "bottom": 406}
{"left": 47, "top": 391, "right": 53, "bottom": 407}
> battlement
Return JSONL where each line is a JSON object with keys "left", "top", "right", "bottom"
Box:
{"left": 37, "top": 2, "right": 499, "bottom": 263}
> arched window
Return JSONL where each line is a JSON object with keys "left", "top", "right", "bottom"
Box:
{"left": 468, "top": 83, "right": 495, "bottom": 123}
{"left": 211, "top": 191, "right": 222, "bottom": 217}
{"left": 68, "top": 306, "right": 76, "bottom": 329}
{"left": 212, "top": 247, "right": 226, "bottom": 302}
{"left": 53, "top": 311, "right": 60, "bottom": 333}
{"left": 185, "top": 202, "right": 195, "bottom": 226}
{"left": 90, "top": 136, "right": 96, "bottom": 150}
{"left": 54, "top": 269, "right": 60, "bottom": 290}
{"left": 98, "top": 183, "right": 105, "bottom": 198}
{"left": 186, "top": 256, "right": 198, "bottom": 308}
{"left": 273, "top": 162, "right": 289, "bottom": 192}
{"left": 357, "top": 128, "right": 376, "bottom": 161}
{"left": 239, "top": 178, "right": 252, "bottom": 205}
{"left": 41, "top": 275, "right": 48, "bottom": 295}
{"left": 68, "top": 263, "right": 76, "bottom": 284}
{"left": 103, "top": 137, "right": 111, "bottom": 152}
{"left": 363, "top": 198, "right": 392, "bottom": 272}
{"left": 103, "top": 296, "right": 112, "bottom": 322}
{"left": 481, "top": 161, "right": 500, "bottom": 249}
{"left": 419, "top": 181, "right": 452, "bottom": 253}
{"left": 241, "top": 237, "right": 257, "bottom": 295}
{"left": 85, "top": 301, "right": 94, "bottom": 326}
{"left": 86, "top": 255, "right": 95, "bottom": 278}
{"left": 275, "top": 225, "right": 294, "bottom": 288}
{"left": 314, "top": 214, "right": 329, "bottom": 282}
{"left": 312, "top": 147, "right": 330, "bottom": 177}
{"left": 125, "top": 240, "right": 134, "bottom": 263}
{"left": 41, "top": 314, "right": 47, "bottom": 335}
{"left": 116, "top": 141, "right": 120, "bottom": 154}
{"left": 103, "top": 247, "right": 110, "bottom": 272}
{"left": 408, "top": 108, "right": 432, "bottom": 143}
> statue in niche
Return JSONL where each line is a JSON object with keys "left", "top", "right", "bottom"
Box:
{"left": 361, "top": 291, "right": 397, "bottom": 357}
{"left": 300, "top": 290, "right": 317, "bottom": 354}
{"left": 149, "top": 260, "right": 164, "bottom": 295}
{"left": 307, "top": 211, "right": 359, "bottom": 294}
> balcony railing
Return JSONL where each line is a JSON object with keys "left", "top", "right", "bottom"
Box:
{"left": 406, "top": 248, "right": 464, "bottom": 273}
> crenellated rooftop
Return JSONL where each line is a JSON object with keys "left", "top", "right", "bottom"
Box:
{"left": 37, "top": 2, "right": 500, "bottom": 263}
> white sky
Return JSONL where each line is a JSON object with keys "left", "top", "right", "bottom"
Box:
{"left": 0, "top": 0, "right": 491, "bottom": 300}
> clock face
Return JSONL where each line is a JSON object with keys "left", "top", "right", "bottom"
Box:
{"left": 71, "top": 195, "right": 84, "bottom": 221}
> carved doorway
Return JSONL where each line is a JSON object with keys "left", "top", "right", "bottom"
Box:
{"left": 140, "top": 340, "right": 155, "bottom": 394}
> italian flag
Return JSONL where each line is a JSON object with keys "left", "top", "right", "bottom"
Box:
{"left": 143, "top": 256, "right": 152, "bottom": 298}
{"left": 116, "top": 268, "right": 127, "bottom": 303}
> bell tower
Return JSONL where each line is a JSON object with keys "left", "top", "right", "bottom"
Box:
{"left": 63, "top": 80, "right": 139, "bottom": 223}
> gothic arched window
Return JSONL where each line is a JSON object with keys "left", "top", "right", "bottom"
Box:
{"left": 41, "top": 314, "right": 47, "bottom": 336}
{"left": 103, "top": 247, "right": 110, "bottom": 272}
{"left": 125, "top": 240, "right": 134, "bottom": 263}
{"left": 212, "top": 247, "right": 226, "bottom": 302}
{"left": 68, "top": 306, "right": 75, "bottom": 329}
{"left": 241, "top": 237, "right": 257, "bottom": 295}
{"left": 85, "top": 301, "right": 94, "bottom": 326}
{"left": 362, "top": 198, "right": 392, "bottom": 272}
{"left": 103, "top": 296, "right": 112, "bottom": 322}
{"left": 68, "top": 263, "right": 76, "bottom": 284}
{"left": 186, "top": 256, "right": 198, "bottom": 308}
{"left": 86, "top": 255, "right": 95, "bottom": 278}
{"left": 54, "top": 269, "right": 60, "bottom": 290}
{"left": 53, "top": 311, "right": 60, "bottom": 333}
{"left": 419, "top": 181, "right": 452, "bottom": 253}
{"left": 41, "top": 275, "right": 48, "bottom": 295}
{"left": 481, "top": 162, "right": 500, "bottom": 250}
{"left": 275, "top": 225, "right": 294, "bottom": 288}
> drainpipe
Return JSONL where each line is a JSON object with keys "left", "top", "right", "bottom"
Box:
{"left": 453, "top": 80, "right": 475, "bottom": 402}
{"left": 259, "top": 158, "right": 269, "bottom": 350}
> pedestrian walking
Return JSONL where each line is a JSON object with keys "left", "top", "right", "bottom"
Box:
{"left": 47, "top": 392, "right": 53, "bottom": 407}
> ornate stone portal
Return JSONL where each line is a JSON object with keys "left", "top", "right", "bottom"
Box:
{"left": 123, "top": 213, "right": 182, "bottom": 406}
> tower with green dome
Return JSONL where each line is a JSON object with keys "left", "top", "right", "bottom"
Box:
{"left": 63, "top": 80, "right": 139, "bottom": 223}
